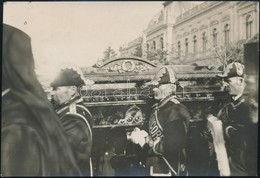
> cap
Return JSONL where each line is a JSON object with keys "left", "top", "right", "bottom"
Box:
{"left": 145, "top": 66, "right": 176, "bottom": 86}
{"left": 217, "top": 62, "right": 245, "bottom": 78}
{"left": 50, "top": 68, "right": 85, "bottom": 89}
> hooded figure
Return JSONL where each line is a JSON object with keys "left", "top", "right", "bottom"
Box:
{"left": 1, "top": 24, "right": 81, "bottom": 176}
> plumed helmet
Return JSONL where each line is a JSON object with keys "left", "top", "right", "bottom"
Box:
{"left": 50, "top": 68, "right": 86, "bottom": 89}
{"left": 217, "top": 62, "right": 245, "bottom": 78}
{"left": 145, "top": 66, "right": 177, "bottom": 86}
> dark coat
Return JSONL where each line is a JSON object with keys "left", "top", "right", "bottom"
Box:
{"left": 217, "top": 95, "right": 258, "bottom": 176}
{"left": 2, "top": 92, "right": 79, "bottom": 176}
{"left": 56, "top": 97, "right": 93, "bottom": 176}
{"left": 2, "top": 24, "right": 81, "bottom": 176}
{"left": 143, "top": 95, "right": 190, "bottom": 175}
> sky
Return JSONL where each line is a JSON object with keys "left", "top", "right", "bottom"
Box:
{"left": 3, "top": 1, "right": 163, "bottom": 75}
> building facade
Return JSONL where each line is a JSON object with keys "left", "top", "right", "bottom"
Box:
{"left": 172, "top": 1, "right": 259, "bottom": 63}
{"left": 119, "top": 1, "right": 259, "bottom": 65}
{"left": 119, "top": 37, "right": 142, "bottom": 57}
{"left": 144, "top": 2, "right": 199, "bottom": 58}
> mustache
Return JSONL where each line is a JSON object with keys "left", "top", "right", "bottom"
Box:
{"left": 223, "top": 85, "right": 230, "bottom": 92}
{"left": 51, "top": 98, "right": 59, "bottom": 106}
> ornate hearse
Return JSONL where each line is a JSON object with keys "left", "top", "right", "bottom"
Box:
{"left": 80, "top": 56, "right": 230, "bottom": 176}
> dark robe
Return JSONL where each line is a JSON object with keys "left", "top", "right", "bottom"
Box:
{"left": 2, "top": 24, "right": 81, "bottom": 176}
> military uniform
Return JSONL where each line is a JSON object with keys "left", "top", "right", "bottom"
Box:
{"left": 50, "top": 68, "right": 94, "bottom": 176}
{"left": 142, "top": 95, "right": 190, "bottom": 176}
{"left": 217, "top": 95, "right": 257, "bottom": 176}
{"left": 215, "top": 62, "right": 258, "bottom": 176}
{"left": 55, "top": 96, "right": 93, "bottom": 176}
{"left": 135, "top": 67, "right": 191, "bottom": 176}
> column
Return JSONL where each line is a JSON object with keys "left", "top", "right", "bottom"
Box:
{"left": 232, "top": 5, "right": 237, "bottom": 42}
{"left": 166, "top": 25, "right": 173, "bottom": 62}
{"left": 218, "top": 12, "right": 222, "bottom": 46}
{"left": 142, "top": 31, "right": 147, "bottom": 59}
{"left": 167, "top": 25, "right": 173, "bottom": 53}
{"left": 252, "top": 9, "right": 257, "bottom": 37}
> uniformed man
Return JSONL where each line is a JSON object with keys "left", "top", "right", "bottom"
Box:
{"left": 208, "top": 62, "right": 258, "bottom": 176}
{"left": 50, "top": 68, "right": 93, "bottom": 176}
{"left": 129, "top": 66, "right": 190, "bottom": 176}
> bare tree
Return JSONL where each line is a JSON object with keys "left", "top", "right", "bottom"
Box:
{"left": 131, "top": 45, "right": 143, "bottom": 57}
{"left": 147, "top": 49, "right": 168, "bottom": 64}
{"left": 207, "top": 40, "right": 245, "bottom": 70}
{"left": 168, "top": 48, "right": 193, "bottom": 65}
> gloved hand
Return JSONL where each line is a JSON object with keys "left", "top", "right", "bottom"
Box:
{"left": 207, "top": 114, "right": 219, "bottom": 122}
{"left": 129, "top": 127, "right": 148, "bottom": 147}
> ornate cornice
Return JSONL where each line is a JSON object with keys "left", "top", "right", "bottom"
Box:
{"left": 199, "top": 24, "right": 208, "bottom": 30}
{"left": 210, "top": 20, "right": 219, "bottom": 27}
{"left": 146, "top": 23, "right": 168, "bottom": 36}
{"left": 183, "top": 31, "right": 190, "bottom": 37}
{"left": 221, "top": 14, "right": 230, "bottom": 22}
{"left": 191, "top": 28, "right": 198, "bottom": 34}
{"left": 176, "top": 34, "right": 182, "bottom": 40}
{"left": 175, "top": 1, "right": 226, "bottom": 25}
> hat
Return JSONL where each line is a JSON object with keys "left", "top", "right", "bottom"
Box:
{"left": 50, "top": 68, "right": 85, "bottom": 89}
{"left": 217, "top": 62, "right": 245, "bottom": 78}
{"left": 145, "top": 66, "right": 176, "bottom": 86}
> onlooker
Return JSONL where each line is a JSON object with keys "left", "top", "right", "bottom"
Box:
{"left": 128, "top": 66, "right": 190, "bottom": 176}
{"left": 208, "top": 62, "right": 258, "bottom": 176}
{"left": 50, "top": 68, "right": 93, "bottom": 176}
{"left": 1, "top": 24, "right": 81, "bottom": 176}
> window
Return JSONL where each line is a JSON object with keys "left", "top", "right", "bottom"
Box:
{"left": 224, "top": 24, "right": 230, "bottom": 44}
{"left": 178, "top": 41, "right": 181, "bottom": 56}
{"left": 202, "top": 32, "right": 207, "bottom": 51}
{"left": 185, "top": 38, "right": 188, "bottom": 55}
{"left": 153, "top": 41, "right": 156, "bottom": 50}
{"left": 246, "top": 15, "right": 253, "bottom": 39}
{"left": 147, "top": 44, "right": 149, "bottom": 53}
{"left": 193, "top": 35, "right": 197, "bottom": 54}
{"left": 160, "top": 37, "right": 164, "bottom": 50}
{"left": 213, "top": 28, "right": 218, "bottom": 47}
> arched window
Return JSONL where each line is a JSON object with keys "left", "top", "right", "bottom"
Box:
{"left": 224, "top": 24, "right": 230, "bottom": 44}
{"left": 212, "top": 28, "right": 218, "bottom": 47}
{"left": 193, "top": 35, "right": 197, "bottom": 54}
{"left": 202, "top": 32, "right": 207, "bottom": 51}
{"left": 246, "top": 15, "right": 253, "bottom": 39}
{"left": 178, "top": 41, "right": 181, "bottom": 56}
{"left": 160, "top": 37, "right": 164, "bottom": 50}
{"left": 153, "top": 41, "right": 156, "bottom": 50}
{"left": 185, "top": 38, "right": 188, "bottom": 55}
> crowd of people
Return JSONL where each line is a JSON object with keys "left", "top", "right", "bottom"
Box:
{"left": 1, "top": 24, "right": 258, "bottom": 176}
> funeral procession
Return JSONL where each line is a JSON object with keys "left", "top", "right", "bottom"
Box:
{"left": 1, "top": 1, "right": 259, "bottom": 176}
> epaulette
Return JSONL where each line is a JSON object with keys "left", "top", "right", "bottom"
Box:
{"left": 158, "top": 95, "right": 180, "bottom": 109}
{"left": 169, "top": 97, "right": 180, "bottom": 104}
{"left": 59, "top": 100, "right": 93, "bottom": 139}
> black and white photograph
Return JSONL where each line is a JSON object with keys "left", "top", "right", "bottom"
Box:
{"left": 1, "top": 1, "right": 259, "bottom": 176}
